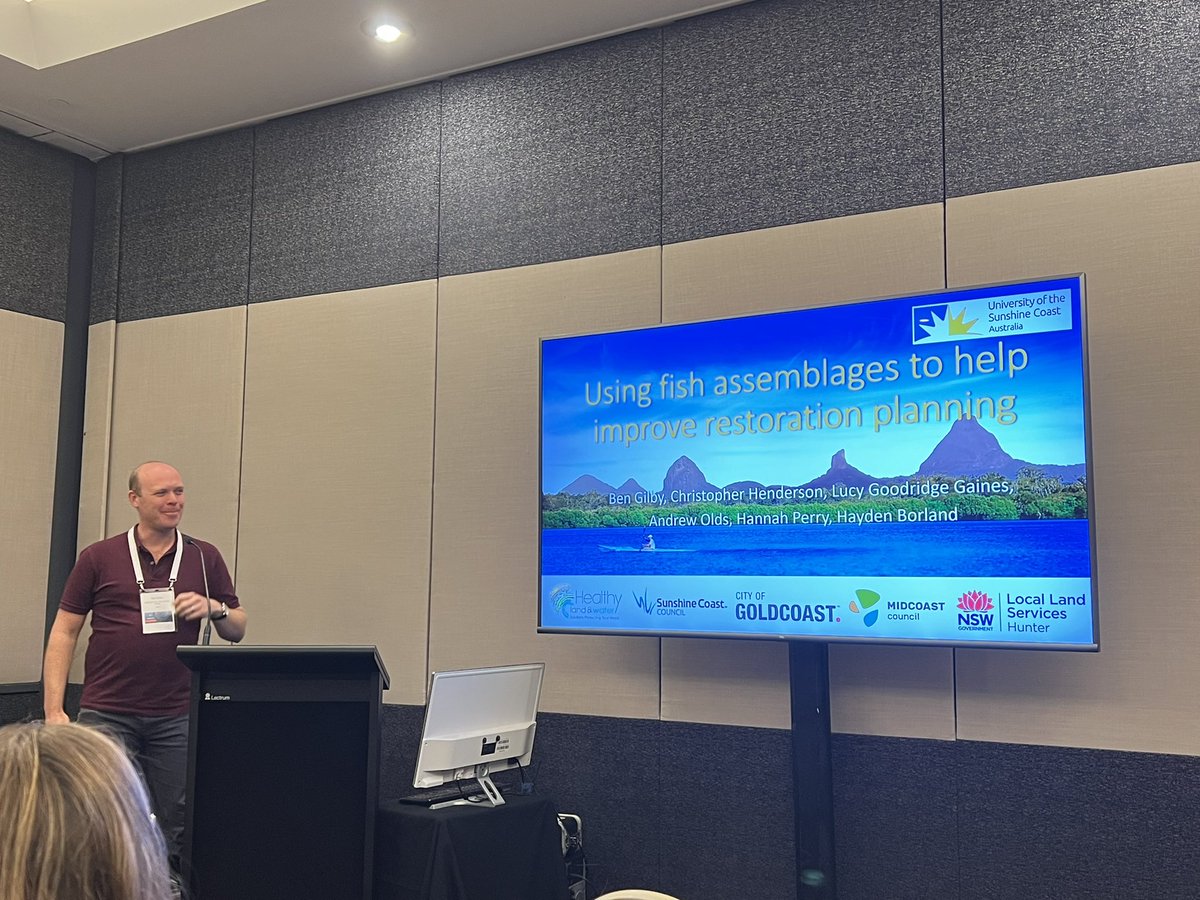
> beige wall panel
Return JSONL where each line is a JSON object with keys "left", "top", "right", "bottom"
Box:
{"left": 432, "top": 249, "right": 663, "bottom": 718}
{"left": 827, "top": 644, "right": 956, "bottom": 739}
{"left": 659, "top": 639, "right": 792, "bottom": 728}
{"left": 78, "top": 320, "right": 116, "bottom": 548}
{"left": 662, "top": 204, "right": 947, "bottom": 322}
{"left": 107, "top": 308, "right": 246, "bottom": 573}
{"left": 238, "top": 284, "right": 435, "bottom": 705}
{"left": 947, "top": 162, "right": 1200, "bottom": 754}
{"left": 660, "top": 205, "right": 957, "bottom": 735}
{"left": 64, "top": 320, "right": 118, "bottom": 683}
{"left": 0, "top": 311, "right": 62, "bottom": 683}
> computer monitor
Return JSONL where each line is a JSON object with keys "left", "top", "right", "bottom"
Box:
{"left": 412, "top": 662, "right": 545, "bottom": 806}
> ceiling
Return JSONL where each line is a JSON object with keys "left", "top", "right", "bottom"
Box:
{"left": 0, "top": 0, "right": 750, "bottom": 161}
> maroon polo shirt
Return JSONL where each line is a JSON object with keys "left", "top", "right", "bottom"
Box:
{"left": 59, "top": 529, "right": 240, "bottom": 716}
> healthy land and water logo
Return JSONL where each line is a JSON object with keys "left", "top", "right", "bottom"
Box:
{"left": 848, "top": 589, "right": 881, "bottom": 627}
{"left": 550, "top": 583, "right": 575, "bottom": 617}
{"left": 956, "top": 590, "right": 995, "bottom": 631}
{"left": 549, "top": 583, "right": 622, "bottom": 621}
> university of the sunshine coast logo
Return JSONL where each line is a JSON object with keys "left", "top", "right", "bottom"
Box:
{"left": 848, "top": 589, "right": 881, "bottom": 627}
{"left": 956, "top": 590, "right": 995, "bottom": 630}
{"left": 550, "top": 583, "right": 574, "bottom": 618}
{"left": 913, "top": 303, "right": 980, "bottom": 344}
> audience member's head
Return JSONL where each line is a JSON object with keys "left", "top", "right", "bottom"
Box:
{"left": 0, "top": 721, "right": 172, "bottom": 900}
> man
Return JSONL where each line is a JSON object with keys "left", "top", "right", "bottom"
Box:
{"left": 42, "top": 461, "right": 246, "bottom": 865}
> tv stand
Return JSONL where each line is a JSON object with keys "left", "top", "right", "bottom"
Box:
{"left": 790, "top": 641, "right": 836, "bottom": 898}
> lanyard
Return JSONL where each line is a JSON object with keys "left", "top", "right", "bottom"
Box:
{"left": 127, "top": 526, "right": 183, "bottom": 590}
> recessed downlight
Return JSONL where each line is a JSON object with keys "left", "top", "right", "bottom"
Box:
{"left": 361, "top": 17, "right": 411, "bottom": 44}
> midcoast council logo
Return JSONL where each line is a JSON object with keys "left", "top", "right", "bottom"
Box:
{"left": 956, "top": 590, "right": 995, "bottom": 631}
{"left": 848, "top": 589, "right": 881, "bottom": 627}
{"left": 913, "top": 302, "right": 980, "bottom": 344}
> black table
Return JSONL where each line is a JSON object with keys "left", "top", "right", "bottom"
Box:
{"left": 373, "top": 794, "right": 569, "bottom": 900}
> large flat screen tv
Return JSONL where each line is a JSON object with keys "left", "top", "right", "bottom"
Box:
{"left": 539, "top": 276, "right": 1098, "bottom": 650}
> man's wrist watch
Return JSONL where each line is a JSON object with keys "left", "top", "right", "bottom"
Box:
{"left": 210, "top": 601, "right": 229, "bottom": 621}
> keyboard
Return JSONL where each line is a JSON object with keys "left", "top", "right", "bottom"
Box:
{"left": 395, "top": 783, "right": 489, "bottom": 806}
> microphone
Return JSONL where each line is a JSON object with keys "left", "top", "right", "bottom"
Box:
{"left": 185, "top": 536, "right": 213, "bottom": 646}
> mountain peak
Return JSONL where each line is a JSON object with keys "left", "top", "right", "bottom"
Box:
{"left": 917, "top": 416, "right": 1015, "bottom": 477}
{"left": 663, "top": 456, "right": 717, "bottom": 494}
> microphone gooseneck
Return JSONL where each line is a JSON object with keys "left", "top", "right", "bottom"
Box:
{"left": 186, "top": 536, "right": 213, "bottom": 646}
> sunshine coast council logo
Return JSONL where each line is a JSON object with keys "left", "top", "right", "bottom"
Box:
{"left": 550, "top": 584, "right": 575, "bottom": 618}
{"left": 912, "top": 302, "right": 980, "bottom": 344}
{"left": 633, "top": 588, "right": 654, "bottom": 615}
{"left": 956, "top": 590, "right": 995, "bottom": 630}
{"left": 848, "top": 589, "right": 880, "bottom": 627}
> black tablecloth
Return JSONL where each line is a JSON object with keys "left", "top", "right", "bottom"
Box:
{"left": 373, "top": 794, "right": 570, "bottom": 900}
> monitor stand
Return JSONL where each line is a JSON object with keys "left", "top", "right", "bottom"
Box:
{"left": 429, "top": 772, "right": 506, "bottom": 810}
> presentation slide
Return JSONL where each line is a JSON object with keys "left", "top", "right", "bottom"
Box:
{"left": 539, "top": 276, "right": 1097, "bottom": 649}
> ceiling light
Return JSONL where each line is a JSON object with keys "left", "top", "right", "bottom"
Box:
{"left": 362, "top": 18, "right": 410, "bottom": 44}
{"left": 375, "top": 23, "right": 401, "bottom": 42}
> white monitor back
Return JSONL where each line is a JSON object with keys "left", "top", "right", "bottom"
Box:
{"left": 413, "top": 662, "right": 545, "bottom": 789}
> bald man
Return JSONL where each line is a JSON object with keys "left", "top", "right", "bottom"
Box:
{"left": 43, "top": 461, "right": 246, "bottom": 866}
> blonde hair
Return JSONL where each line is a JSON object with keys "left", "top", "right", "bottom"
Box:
{"left": 0, "top": 722, "right": 172, "bottom": 900}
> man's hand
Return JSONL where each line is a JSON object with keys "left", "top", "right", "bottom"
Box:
{"left": 174, "top": 591, "right": 212, "bottom": 621}
{"left": 44, "top": 709, "right": 71, "bottom": 725}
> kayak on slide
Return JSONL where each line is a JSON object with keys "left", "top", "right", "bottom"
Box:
{"left": 598, "top": 545, "right": 697, "bottom": 552}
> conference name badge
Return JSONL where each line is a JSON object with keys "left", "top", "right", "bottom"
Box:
{"left": 140, "top": 588, "right": 176, "bottom": 634}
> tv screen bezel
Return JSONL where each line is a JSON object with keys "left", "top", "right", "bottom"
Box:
{"left": 537, "top": 275, "right": 1099, "bottom": 651}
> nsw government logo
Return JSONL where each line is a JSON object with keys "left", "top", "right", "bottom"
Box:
{"left": 956, "top": 590, "right": 995, "bottom": 631}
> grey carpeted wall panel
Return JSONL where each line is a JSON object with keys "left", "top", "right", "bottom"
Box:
{"left": 118, "top": 130, "right": 253, "bottom": 321}
{"left": 517, "top": 711, "right": 665, "bottom": 895}
{"left": 658, "top": 721, "right": 797, "bottom": 900}
{"left": 0, "top": 692, "right": 42, "bottom": 726}
{"left": 377, "top": 710, "right": 1200, "bottom": 899}
{"left": 833, "top": 734, "right": 959, "bottom": 900}
{"left": 90, "top": 155, "right": 123, "bottom": 324}
{"left": 957, "top": 741, "right": 1200, "bottom": 900}
{"left": 377, "top": 702, "right": 426, "bottom": 800}
{"left": 249, "top": 87, "right": 441, "bottom": 303}
{"left": 0, "top": 130, "right": 74, "bottom": 320}
{"left": 439, "top": 30, "right": 662, "bottom": 277}
{"left": 662, "top": 0, "right": 943, "bottom": 245}
{"left": 944, "top": 0, "right": 1200, "bottom": 197}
